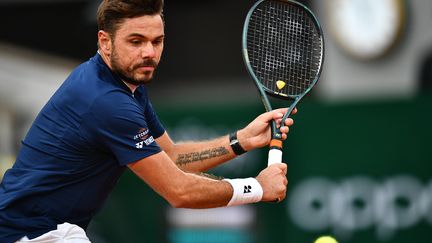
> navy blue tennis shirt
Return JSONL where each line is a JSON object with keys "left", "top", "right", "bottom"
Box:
{"left": 0, "top": 53, "right": 165, "bottom": 242}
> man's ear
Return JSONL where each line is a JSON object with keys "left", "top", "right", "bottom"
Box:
{"left": 98, "top": 30, "right": 112, "bottom": 55}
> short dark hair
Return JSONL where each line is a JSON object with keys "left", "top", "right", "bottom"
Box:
{"left": 97, "top": 0, "right": 164, "bottom": 36}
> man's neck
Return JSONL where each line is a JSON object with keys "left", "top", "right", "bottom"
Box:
{"left": 123, "top": 81, "right": 138, "bottom": 94}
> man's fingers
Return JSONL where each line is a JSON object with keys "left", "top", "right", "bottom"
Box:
{"left": 276, "top": 118, "right": 294, "bottom": 127}
{"left": 273, "top": 107, "right": 298, "bottom": 116}
{"left": 280, "top": 163, "right": 288, "bottom": 175}
{"left": 283, "top": 177, "right": 288, "bottom": 186}
{"left": 271, "top": 163, "right": 287, "bottom": 175}
{"left": 277, "top": 118, "right": 293, "bottom": 132}
{"left": 258, "top": 110, "right": 283, "bottom": 122}
{"left": 259, "top": 163, "right": 288, "bottom": 202}
{"left": 272, "top": 108, "right": 289, "bottom": 114}
{"left": 261, "top": 108, "right": 297, "bottom": 124}
{"left": 285, "top": 118, "right": 294, "bottom": 126}
{"left": 269, "top": 163, "right": 287, "bottom": 175}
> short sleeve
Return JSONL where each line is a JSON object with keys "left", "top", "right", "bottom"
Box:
{"left": 144, "top": 100, "right": 165, "bottom": 139}
{"left": 81, "top": 91, "right": 162, "bottom": 165}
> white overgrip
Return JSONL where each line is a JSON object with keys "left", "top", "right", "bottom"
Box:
{"left": 267, "top": 148, "right": 282, "bottom": 166}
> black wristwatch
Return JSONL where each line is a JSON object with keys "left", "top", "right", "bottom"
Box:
{"left": 229, "top": 131, "right": 247, "bottom": 155}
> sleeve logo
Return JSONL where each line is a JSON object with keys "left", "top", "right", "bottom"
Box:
{"left": 134, "top": 128, "right": 155, "bottom": 148}
{"left": 134, "top": 128, "right": 149, "bottom": 140}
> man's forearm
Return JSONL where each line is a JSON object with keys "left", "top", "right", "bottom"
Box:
{"left": 168, "top": 135, "right": 238, "bottom": 172}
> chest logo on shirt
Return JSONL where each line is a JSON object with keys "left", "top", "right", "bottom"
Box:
{"left": 134, "top": 128, "right": 155, "bottom": 148}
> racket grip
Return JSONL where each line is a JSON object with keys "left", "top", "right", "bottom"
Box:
{"left": 268, "top": 148, "right": 282, "bottom": 166}
{"left": 267, "top": 139, "right": 283, "bottom": 166}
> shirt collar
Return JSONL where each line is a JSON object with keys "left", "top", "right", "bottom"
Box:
{"left": 92, "top": 52, "right": 139, "bottom": 95}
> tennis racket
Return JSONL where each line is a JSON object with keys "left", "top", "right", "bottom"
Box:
{"left": 242, "top": 0, "right": 324, "bottom": 166}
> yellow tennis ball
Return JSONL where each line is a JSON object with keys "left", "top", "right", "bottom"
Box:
{"left": 276, "top": 80, "right": 286, "bottom": 90}
{"left": 314, "top": 236, "right": 338, "bottom": 243}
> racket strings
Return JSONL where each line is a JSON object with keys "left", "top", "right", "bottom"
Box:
{"left": 247, "top": 0, "right": 323, "bottom": 96}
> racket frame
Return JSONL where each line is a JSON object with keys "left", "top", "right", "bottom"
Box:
{"left": 242, "top": 0, "right": 325, "bottom": 165}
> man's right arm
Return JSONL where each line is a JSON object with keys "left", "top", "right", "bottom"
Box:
{"left": 127, "top": 151, "right": 288, "bottom": 208}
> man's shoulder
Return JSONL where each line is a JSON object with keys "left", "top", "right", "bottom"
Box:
{"left": 62, "top": 57, "right": 127, "bottom": 102}
{"left": 90, "top": 91, "right": 133, "bottom": 116}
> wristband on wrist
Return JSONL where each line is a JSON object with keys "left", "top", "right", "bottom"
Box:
{"left": 229, "top": 131, "right": 247, "bottom": 155}
{"left": 224, "top": 178, "right": 263, "bottom": 206}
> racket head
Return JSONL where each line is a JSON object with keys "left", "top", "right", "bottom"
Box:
{"left": 242, "top": 0, "right": 325, "bottom": 101}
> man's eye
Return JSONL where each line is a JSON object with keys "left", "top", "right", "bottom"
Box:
{"left": 130, "top": 40, "right": 141, "bottom": 45}
{"left": 153, "top": 40, "right": 163, "bottom": 45}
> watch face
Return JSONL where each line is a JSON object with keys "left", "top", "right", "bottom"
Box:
{"left": 230, "top": 139, "right": 239, "bottom": 146}
{"left": 327, "top": 0, "right": 406, "bottom": 60}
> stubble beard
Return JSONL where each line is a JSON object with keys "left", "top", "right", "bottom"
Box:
{"left": 110, "top": 46, "right": 158, "bottom": 86}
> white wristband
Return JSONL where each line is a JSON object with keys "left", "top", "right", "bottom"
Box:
{"left": 224, "top": 178, "right": 263, "bottom": 206}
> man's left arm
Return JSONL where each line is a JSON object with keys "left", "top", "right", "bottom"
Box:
{"left": 156, "top": 132, "right": 235, "bottom": 173}
{"left": 156, "top": 108, "right": 296, "bottom": 173}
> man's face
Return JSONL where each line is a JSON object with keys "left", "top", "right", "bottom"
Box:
{"left": 109, "top": 15, "right": 164, "bottom": 85}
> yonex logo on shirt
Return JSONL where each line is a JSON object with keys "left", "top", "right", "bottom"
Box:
{"left": 135, "top": 136, "right": 155, "bottom": 148}
{"left": 136, "top": 141, "right": 144, "bottom": 148}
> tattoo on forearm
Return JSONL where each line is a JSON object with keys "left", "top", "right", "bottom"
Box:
{"left": 176, "top": 147, "right": 229, "bottom": 166}
{"left": 198, "top": 172, "right": 224, "bottom": 180}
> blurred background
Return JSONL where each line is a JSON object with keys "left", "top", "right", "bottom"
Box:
{"left": 0, "top": 0, "right": 431, "bottom": 242}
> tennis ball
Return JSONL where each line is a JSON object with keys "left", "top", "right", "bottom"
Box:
{"left": 276, "top": 80, "right": 286, "bottom": 90}
{"left": 314, "top": 236, "right": 338, "bottom": 243}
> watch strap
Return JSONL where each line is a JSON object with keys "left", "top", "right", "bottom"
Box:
{"left": 229, "top": 131, "right": 247, "bottom": 155}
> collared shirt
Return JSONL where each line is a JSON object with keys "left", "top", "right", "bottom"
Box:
{"left": 0, "top": 53, "right": 165, "bottom": 242}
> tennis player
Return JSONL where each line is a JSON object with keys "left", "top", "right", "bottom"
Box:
{"left": 0, "top": 0, "right": 295, "bottom": 242}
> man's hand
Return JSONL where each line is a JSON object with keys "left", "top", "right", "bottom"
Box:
{"left": 237, "top": 108, "right": 297, "bottom": 151}
{"left": 256, "top": 163, "right": 288, "bottom": 202}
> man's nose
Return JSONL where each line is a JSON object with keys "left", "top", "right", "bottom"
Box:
{"left": 141, "top": 42, "right": 156, "bottom": 59}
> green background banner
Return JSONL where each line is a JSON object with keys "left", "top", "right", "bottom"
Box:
{"left": 90, "top": 95, "right": 432, "bottom": 243}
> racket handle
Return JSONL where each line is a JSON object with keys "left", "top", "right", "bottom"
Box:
{"left": 267, "top": 139, "right": 283, "bottom": 166}
{"left": 268, "top": 148, "right": 282, "bottom": 166}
